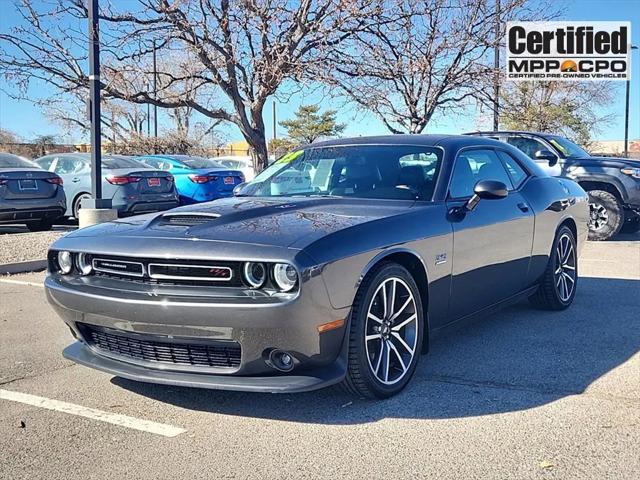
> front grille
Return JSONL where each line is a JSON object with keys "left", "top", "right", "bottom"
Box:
{"left": 78, "top": 323, "right": 241, "bottom": 369}
{"left": 87, "top": 254, "right": 244, "bottom": 287}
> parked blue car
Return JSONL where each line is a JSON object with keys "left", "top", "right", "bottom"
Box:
{"left": 136, "top": 155, "right": 244, "bottom": 204}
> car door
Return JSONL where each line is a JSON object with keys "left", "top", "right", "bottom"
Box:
{"left": 505, "top": 135, "right": 563, "bottom": 177}
{"left": 54, "top": 157, "right": 89, "bottom": 209}
{"left": 446, "top": 148, "right": 535, "bottom": 320}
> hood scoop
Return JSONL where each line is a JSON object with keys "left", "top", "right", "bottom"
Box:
{"left": 158, "top": 212, "right": 221, "bottom": 226}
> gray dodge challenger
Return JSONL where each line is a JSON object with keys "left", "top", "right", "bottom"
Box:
{"left": 45, "top": 135, "right": 589, "bottom": 398}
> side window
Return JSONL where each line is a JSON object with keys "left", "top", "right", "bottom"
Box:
{"left": 496, "top": 151, "right": 528, "bottom": 189}
{"left": 56, "top": 157, "right": 87, "bottom": 175}
{"left": 449, "top": 149, "right": 513, "bottom": 198}
{"left": 506, "top": 136, "right": 550, "bottom": 160}
{"left": 35, "top": 156, "right": 56, "bottom": 171}
{"left": 140, "top": 157, "right": 160, "bottom": 169}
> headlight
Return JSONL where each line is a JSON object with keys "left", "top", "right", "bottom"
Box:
{"left": 272, "top": 263, "right": 298, "bottom": 292}
{"left": 77, "top": 253, "right": 92, "bottom": 275}
{"left": 57, "top": 251, "right": 73, "bottom": 274}
{"left": 621, "top": 167, "right": 640, "bottom": 179}
{"left": 243, "top": 262, "right": 266, "bottom": 288}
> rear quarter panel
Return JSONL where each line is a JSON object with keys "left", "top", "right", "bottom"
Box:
{"left": 521, "top": 176, "right": 588, "bottom": 286}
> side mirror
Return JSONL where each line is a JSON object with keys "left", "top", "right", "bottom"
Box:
{"left": 465, "top": 180, "right": 508, "bottom": 211}
{"left": 233, "top": 182, "right": 247, "bottom": 196}
{"left": 535, "top": 149, "right": 558, "bottom": 167}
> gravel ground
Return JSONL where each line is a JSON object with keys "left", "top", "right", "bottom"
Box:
{"left": 0, "top": 227, "right": 73, "bottom": 264}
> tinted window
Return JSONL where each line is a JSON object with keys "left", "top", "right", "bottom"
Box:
{"left": 547, "top": 136, "right": 589, "bottom": 158}
{"left": 497, "top": 151, "right": 528, "bottom": 189}
{"left": 35, "top": 156, "right": 56, "bottom": 171}
{"left": 244, "top": 145, "right": 443, "bottom": 200}
{"left": 506, "top": 136, "right": 551, "bottom": 160}
{"left": 0, "top": 153, "right": 37, "bottom": 168}
{"left": 102, "top": 156, "right": 146, "bottom": 169}
{"left": 449, "top": 149, "right": 513, "bottom": 198}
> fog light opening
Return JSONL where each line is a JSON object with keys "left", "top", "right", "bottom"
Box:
{"left": 268, "top": 349, "right": 295, "bottom": 372}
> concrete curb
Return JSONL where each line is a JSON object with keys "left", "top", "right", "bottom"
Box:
{"left": 0, "top": 259, "right": 47, "bottom": 275}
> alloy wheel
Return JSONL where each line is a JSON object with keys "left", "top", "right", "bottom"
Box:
{"left": 589, "top": 202, "right": 608, "bottom": 231}
{"left": 365, "top": 277, "right": 418, "bottom": 385}
{"left": 554, "top": 233, "right": 576, "bottom": 302}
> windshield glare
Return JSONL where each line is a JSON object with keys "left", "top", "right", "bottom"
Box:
{"left": 548, "top": 136, "right": 589, "bottom": 158}
{"left": 242, "top": 145, "right": 442, "bottom": 200}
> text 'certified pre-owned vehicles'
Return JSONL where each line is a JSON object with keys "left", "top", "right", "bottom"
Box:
{"left": 34, "top": 153, "right": 179, "bottom": 219}
{"left": 0, "top": 152, "right": 66, "bottom": 231}
{"left": 45, "top": 135, "right": 588, "bottom": 398}
{"left": 136, "top": 155, "right": 245, "bottom": 205}
{"left": 469, "top": 131, "right": 640, "bottom": 240}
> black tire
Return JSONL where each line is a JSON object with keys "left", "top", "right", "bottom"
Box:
{"left": 341, "top": 262, "right": 424, "bottom": 399}
{"left": 587, "top": 190, "right": 623, "bottom": 241}
{"left": 620, "top": 213, "right": 640, "bottom": 234}
{"left": 26, "top": 219, "right": 53, "bottom": 232}
{"left": 529, "top": 225, "right": 578, "bottom": 311}
{"left": 73, "top": 193, "right": 91, "bottom": 219}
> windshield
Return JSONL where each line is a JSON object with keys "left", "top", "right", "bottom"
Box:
{"left": 0, "top": 153, "right": 38, "bottom": 168}
{"left": 103, "top": 156, "right": 148, "bottom": 169}
{"left": 172, "top": 156, "right": 224, "bottom": 169}
{"left": 547, "top": 136, "right": 589, "bottom": 158}
{"left": 240, "top": 145, "right": 442, "bottom": 200}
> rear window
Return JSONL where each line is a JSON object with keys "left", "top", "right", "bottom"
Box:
{"left": 103, "top": 156, "right": 147, "bottom": 169}
{"left": 0, "top": 153, "right": 38, "bottom": 168}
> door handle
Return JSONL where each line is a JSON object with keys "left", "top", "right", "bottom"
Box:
{"left": 72, "top": 177, "right": 81, "bottom": 183}
{"left": 517, "top": 202, "right": 529, "bottom": 212}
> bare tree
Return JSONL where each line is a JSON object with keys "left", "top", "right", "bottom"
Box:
{"left": 0, "top": 0, "right": 377, "bottom": 171}
{"left": 328, "top": 0, "right": 555, "bottom": 134}
{"left": 499, "top": 81, "right": 618, "bottom": 146}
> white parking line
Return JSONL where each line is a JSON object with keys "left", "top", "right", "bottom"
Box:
{"left": 0, "top": 278, "right": 44, "bottom": 288}
{"left": 0, "top": 389, "right": 186, "bottom": 438}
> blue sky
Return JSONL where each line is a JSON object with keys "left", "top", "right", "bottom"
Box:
{"left": 0, "top": 0, "right": 638, "bottom": 144}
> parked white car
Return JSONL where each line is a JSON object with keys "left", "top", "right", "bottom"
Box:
{"left": 210, "top": 156, "right": 255, "bottom": 181}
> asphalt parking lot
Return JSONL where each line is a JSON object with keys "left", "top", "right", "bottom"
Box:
{"left": 0, "top": 236, "right": 638, "bottom": 479}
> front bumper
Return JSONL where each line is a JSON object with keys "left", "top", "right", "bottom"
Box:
{"left": 45, "top": 270, "right": 350, "bottom": 393}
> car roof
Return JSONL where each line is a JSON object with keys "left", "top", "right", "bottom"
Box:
{"left": 467, "top": 130, "right": 557, "bottom": 139}
{"left": 308, "top": 134, "right": 504, "bottom": 149}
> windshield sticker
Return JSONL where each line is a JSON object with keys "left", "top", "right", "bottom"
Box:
{"left": 549, "top": 139, "right": 568, "bottom": 155}
{"left": 276, "top": 150, "right": 304, "bottom": 165}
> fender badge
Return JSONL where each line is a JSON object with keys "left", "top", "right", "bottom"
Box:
{"left": 435, "top": 253, "right": 447, "bottom": 265}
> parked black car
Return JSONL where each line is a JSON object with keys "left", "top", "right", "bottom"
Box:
{"left": 0, "top": 152, "right": 66, "bottom": 231}
{"left": 468, "top": 131, "right": 640, "bottom": 240}
{"left": 46, "top": 135, "right": 588, "bottom": 398}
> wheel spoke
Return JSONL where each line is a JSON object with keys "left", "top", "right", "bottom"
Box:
{"left": 390, "top": 296, "right": 412, "bottom": 321}
{"left": 388, "top": 341, "right": 407, "bottom": 373}
{"left": 391, "top": 314, "right": 417, "bottom": 332}
{"left": 366, "top": 334, "right": 381, "bottom": 342}
{"left": 388, "top": 279, "right": 396, "bottom": 318}
{"left": 563, "top": 264, "right": 575, "bottom": 271}
{"left": 563, "top": 244, "right": 574, "bottom": 264}
{"left": 383, "top": 341, "right": 391, "bottom": 382}
{"left": 563, "top": 272, "right": 575, "bottom": 284}
{"left": 367, "top": 312, "right": 383, "bottom": 324}
{"left": 381, "top": 284, "right": 388, "bottom": 319}
{"left": 391, "top": 331, "right": 414, "bottom": 355}
{"left": 374, "top": 340, "right": 384, "bottom": 375}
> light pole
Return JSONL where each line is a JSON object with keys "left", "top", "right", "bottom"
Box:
{"left": 624, "top": 45, "right": 638, "bottom": 158}
{"left": 493, "top": 0, "right": 501, "bottom": 131}
{"left": 83, "top": 0, "right": 113, "bottom": 224}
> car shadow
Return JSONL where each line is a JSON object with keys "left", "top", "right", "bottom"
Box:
{"left": 112, "top": 276, "right": 639, "bottom": 424}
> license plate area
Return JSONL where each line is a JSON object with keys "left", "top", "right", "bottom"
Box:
{"left": 223, "top": 176, "right": 234, "bottom": 185}
{"left": 18, "top": 179, "right": 38, "bottom": 190}
{"left": 147, "top": 178, "right": 161, "bottom": 187}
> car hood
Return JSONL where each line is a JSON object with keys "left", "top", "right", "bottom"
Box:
{"left": 63, "top": 196, "right": 416, "bottom": 249}
{"left": 566, "top": 155, "right": 640, "bottom": 168}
